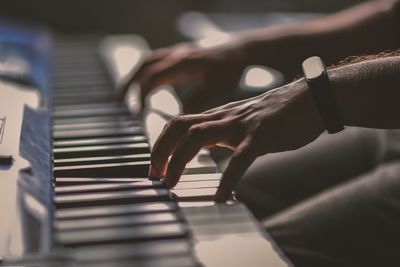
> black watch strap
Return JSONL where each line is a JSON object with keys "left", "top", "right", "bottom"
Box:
{"left": 302, "top": 56, "right": 344, "bottom": 134}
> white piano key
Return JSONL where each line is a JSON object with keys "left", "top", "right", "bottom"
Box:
{"left": 53, "top": 120, "right": 140, "bottom": 131}
{"left": 54, "top": 153, "right": 151, "bottom": 167}
{"left": 53, "top": 136, "right": 147, "bottom": 148}
{"left": 55, "top": 189, "right": 170, "bottom": 208}
{"left": 74, "top": 240, "right": 191, "bottom": 262}
{"left": 56, "top": 222, "right": 187, "bottom": 246}
{"left": 53, "top": 143, "right": 150, "bottom": 159}
{"left": 54, "top": 115, "right": 135, "bottom": 126}
{"left": 55, "top": 180, "right": 163, "bottom": 194}
{"left": 173, "top": 180, "right": 219, "bottom": 190}
{"left": 54, "top": 105, "right": 126, "bottom": 118}
{"left": 55, "top": 212, "right": 180, "bottom": 231}
{"left": 56, "top": 202, "right": 178, "bottom": 220}
{"left": 55, "top": 177, "right": 148, "bottom": 186}
{"left": 53, "top": 126, "right": 143, "bottom": 140}
{"left": 171, "top": 188, "right": 217, "bottom": 201}
{"left": 184, "top": 154, "right": 218, "bottom": 174}
{"left": 179, "top": 173, "right": 221, "bottom": 182}
{"left": 77, "top": 255, "right": 197, "bottom": 267}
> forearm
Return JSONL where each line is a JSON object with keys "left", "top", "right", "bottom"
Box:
{"left": 328, "top": 55, "right": 400, "bottom": 129}
{"left": 242, "top": 0, "right": 400, "bottom": 77}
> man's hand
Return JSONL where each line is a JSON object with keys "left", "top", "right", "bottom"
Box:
{"left": 116, "top": 41, "right": 248, "bottom": 113}
{"left": 149, "top": 79, "right": 324, "bottom": 201}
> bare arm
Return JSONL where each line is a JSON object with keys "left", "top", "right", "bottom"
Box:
{"left": 243, "top": 0, "right": 400, "bottom": 77}
{"left": 332, "top": 55, "right": 400, "bottom": 128}
{"left": 149, "top": 55, "right": 400, "bottom": 201}
{"left": 118, "top": 0, "right": 399, "bottom": 112}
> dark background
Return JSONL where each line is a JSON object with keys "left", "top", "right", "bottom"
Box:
{"left": 1, "top": 0, "right": 365, "bottom": 47}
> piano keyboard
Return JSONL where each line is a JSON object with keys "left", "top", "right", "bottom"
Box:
{"left": 0, "top": 31, "right": 290, "bottom": 267}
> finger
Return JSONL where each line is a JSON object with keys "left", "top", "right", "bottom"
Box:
{"left": 139, "top": 59, "right": 202, "bottom": 106}
{"left": 203, "top": 144, "right": 220, "bottom": 150}
{"left": 149, "top": 114, "right": 217, "bottom": 179}
{"left": 164, "top": 121, "right": 229, "bottom": 188}
{"left": 215, "top": 139, "right": 257, "bottom": 202}
{"left": 116, "top": 48, "right": 172, "bottom": 102}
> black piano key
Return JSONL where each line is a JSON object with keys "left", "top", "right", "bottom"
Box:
{"left": 54, "top": 161, "right": 150, "bottom": 178}
{"left": 54, "top": 76, "right": 110, "bottom": 86}
{"left": 53, "top": 104, "right": 122, "bottom": 114}
{"left": 53, "top": 95, "right": 116, "bottom": 106}
{"left": 53, "top": 69, "right": 107, "bottom": 80}
{"left": 55, "top": 177, "right": 149, "bottom": 186}
{"left": 53, "top": 66, "right": 106, "bottom": 75}
{"left": 55, "top": 222, "right": 188, "bottom": 246}
{"left": 53, "top": 106, "right": 128, "bottom": 119}
{"left": 55, "top": 188, "right": 170, "bottom": 208}
{"left": 77, "top": 255, "right": 198, "bottom": 267}
{"left": 54, "top": 153, "right": 150, "bottom": 167}
{"left": 74, "top": 240, "right": 191, "bottom": 262}
{"left": 53, "top": 120, "right": 140, "bottom": 131}
{"left": 52, "top": 79, "right": 111, "bottom": 89}
{"left": 56, "top": 202, "right": 178, "bottom": 220}
{"left": 53, "top": 143, "right": 149, "bottom": 159}
{"left": 54, "top": 60, "right": 104, "bottom": 67}
{"left": 55, "top": 180, "right": 163, "bottom": 194}
{"left": 55, "top": 212, "right": 181, "bottom": 231}
{"left": 53, "top": 136, "right": 147, "bottom": 148}
{"left": 53, "top": 84, "right": 110, "bottom": 93}
{"left": 53, "top": 90, "right": 114, "bottom": 100}
{"left": 54, "top": 115, "right": 136, "bottom": 126}
{"left": 53, "top": 127, "right": 143, "bottom": 140}
{"left": 54, "top": 102, "right": 118, "bottom": 111}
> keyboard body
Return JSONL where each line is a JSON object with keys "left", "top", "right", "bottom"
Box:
{"left": 0, "top": 22, "right": 291, "bottom": 267}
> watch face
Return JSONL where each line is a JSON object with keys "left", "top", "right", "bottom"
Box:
{"left": 302, "top": 56, "right": 325, "bottom": 80}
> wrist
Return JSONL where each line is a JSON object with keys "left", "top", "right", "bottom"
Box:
{"left": 259, "top": 79, "right": 325, "bottom": 135}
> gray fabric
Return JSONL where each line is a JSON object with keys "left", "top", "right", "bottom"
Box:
{"left": 236, "top": 127, "right": 400, "bottom": 266}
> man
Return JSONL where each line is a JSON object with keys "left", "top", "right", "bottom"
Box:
{"left": 119, "top": 0, "right": 400, "bottom": 266}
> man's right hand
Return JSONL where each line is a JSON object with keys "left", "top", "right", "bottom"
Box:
{"left": 116, "top": 41, "right": 249, "bottom": 113}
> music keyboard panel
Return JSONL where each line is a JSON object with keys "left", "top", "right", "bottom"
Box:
{"left": 0, "top": 30, "right": 290, "bottom": 267}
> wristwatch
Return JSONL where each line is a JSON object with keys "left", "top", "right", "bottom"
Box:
{"left": 302, "top": 56, "right": 344, "bottom": 134}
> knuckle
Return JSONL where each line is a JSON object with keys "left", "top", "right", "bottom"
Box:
{"left": 168, "top": 116, "right": 186, "bottom": 129}
{"left": 187, "top": 125, "right": 204, "bottom": 140}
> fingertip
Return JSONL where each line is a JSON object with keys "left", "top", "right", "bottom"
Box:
{"left": 148, "top": 165, "right": 159, "bottom": 179}
{"left": 164, "top": 168, "right": 181, "bottom": 188}
{"left": 163, "top": 175, "right": 175, "bottom": 188}
{"left": 214, "top": 188, "right": 231, "bottom": 203}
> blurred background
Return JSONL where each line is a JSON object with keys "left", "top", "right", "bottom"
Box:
{"left": 1, "top": 0, "right": 366, "bottom": 48}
